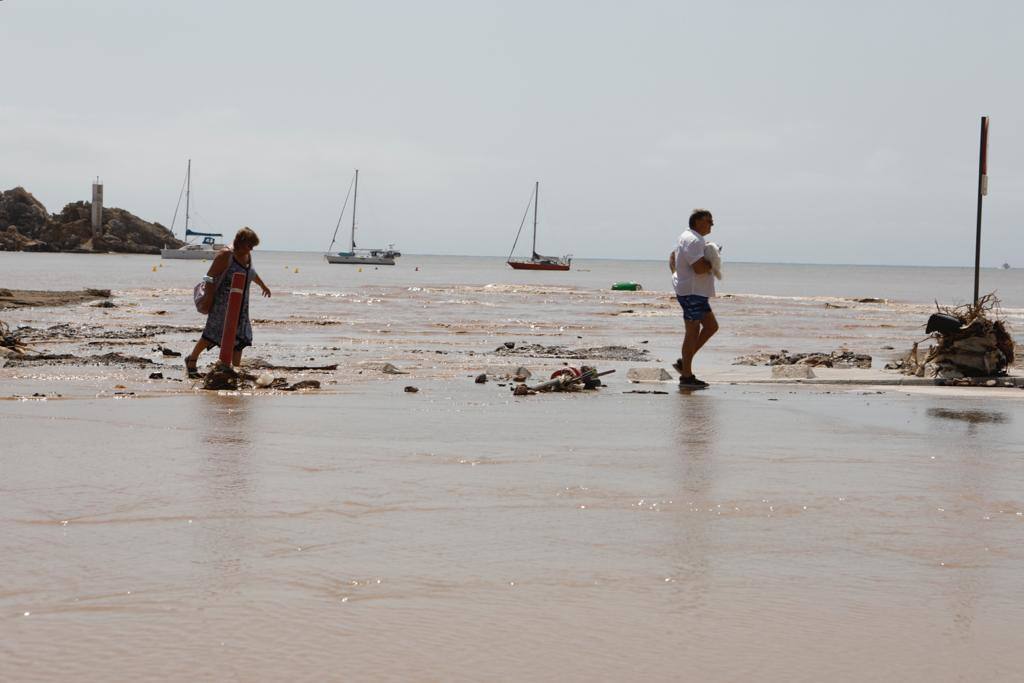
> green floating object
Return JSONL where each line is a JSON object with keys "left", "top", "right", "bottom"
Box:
{"left": 611, "top": 281, "right": 642, "bottom": 291}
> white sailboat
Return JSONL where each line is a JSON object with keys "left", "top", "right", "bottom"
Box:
{"left": 160, "top": 160, "right": 225, "bottom": 260}
{"left": 325, "top": 169, "right": 398, "bottom": 266}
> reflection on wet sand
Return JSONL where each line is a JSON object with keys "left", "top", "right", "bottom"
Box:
{"left": 193, "top": 393, "right": 255, "bottom": 585}
{"left": 934, "top": 401, "right": 997, "bottom": 643}
{"left": 927, "top": 407, "right": 1010, "bottom": 425}
{"left": 668, "top": 393, "right": 718, "bottom": 612}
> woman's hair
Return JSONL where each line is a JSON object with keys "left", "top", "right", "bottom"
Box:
{"left": 234, "top": 227, "right": 260, "bottom": 250}
{"left": 688, "top": 209, "right": 712, "bottom": 228}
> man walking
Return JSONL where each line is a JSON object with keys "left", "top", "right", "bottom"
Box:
{"left": 669, "top": 209, "right": 719, "bottom": 387}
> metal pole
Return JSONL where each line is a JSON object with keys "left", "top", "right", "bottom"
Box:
{"left": 185, "top": 159, "right": 191, "bottom": 233}
{"left": 532, "top": 181, "right": 539, "bottom": 258}
{"left": 973, "top": 116, "right": 988, "bottom": 305}
{"left": 351, "top": 169, "right": 359, "bottom": 250}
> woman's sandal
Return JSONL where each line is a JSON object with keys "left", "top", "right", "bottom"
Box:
{"left": 185, "top": 357, "right": 200, "bottom": 379}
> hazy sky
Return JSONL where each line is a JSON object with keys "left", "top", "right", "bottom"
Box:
{"left": 2, "top": 0, "right": 1021, "bottom": 265}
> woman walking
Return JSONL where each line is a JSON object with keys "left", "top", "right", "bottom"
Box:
{"left": 185, "top": 227, "right": 271, "bottom": 377}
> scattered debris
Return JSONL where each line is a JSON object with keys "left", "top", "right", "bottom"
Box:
{"left": 148, "top": 372, "right": 164, "bottom": 380}
{"left": 202, "top": 362, "right": 239, "bottom": 390}
{"left": 936, "top": 377, "right": 1018, "bottom": 388}
{"left": 824, "top": 302, "right": 848, "bottom": 309}
{"left": 484, "top": 365, "right": 533, "bottom": 381}
{"left": 247, "top": 358, "right": 338, "bottom": 371}
{"left": 772, "top": 365, "right": 816, "bottom": 379}
{"left": 92, "top": 300, "right": 116, "bottom": 308}
{"left": 283, "top": 380, "right": 321, "bottom": 391}
{"left": 474, "top": 373, "right": 487, "bottom": 384}
{"left": 1, "top": 320, "right": 30, "bottom": 356}
{"left": 624, "top": 390, "right": 668, "bottom": 395}
{"left": 255, "top": 373, "right": 276, "bottom": 388}
{"left": 733, "top": 349, "right": 871, "bottom": 369}
{"left": 515, "top": 367, "right": 616, "bottom": 394}
{"left": 159, "top": 346, "right": 181, "bottom": 357}
{"left": 354, "top": 360, "right": 407, "bottom": 374}
{"left": 891, "top": 294, "right": 1016, "bottom": 379}
{"left": 404, "top": 385, "right": 419, "bottom": 393}
{"left": 627, "top": 367, "right": 672, "bottom": 382}
{"left": 494, "top": 343, "right": 649, "bottom": 362}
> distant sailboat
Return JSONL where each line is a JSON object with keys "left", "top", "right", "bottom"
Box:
{"left": 506, "top": 181, "right": 571, "bottom": 271}
{"left": 161, "top": 160, "right": 225, "bottom": 260}
{"left": 325, "top": 169, "right": 398, "bottom": 266}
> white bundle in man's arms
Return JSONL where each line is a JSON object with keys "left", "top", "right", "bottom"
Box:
{"left": 704, "top": 242, "right": 723, "bottom": 280}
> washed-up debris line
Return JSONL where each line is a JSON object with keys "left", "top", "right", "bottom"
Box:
{"left": 11, "top": 323, "right": 202, "bottom": 342}
{"left": 2, "top": 351, "right": 156, "bottom": 367}
{"left": 888, "top": 293, "right": 1015, "bottom": 379}
{"left": 0, "top": 288, "right": 111, "bottom": 310}
{"left": 732, "top": 349, "right": 872, "bottom": 369}
{"left": 246, "top": 357, "right": 338, "bottom": 371}
{"left": 494, "top": 342, "right": 649, "bottom": 362}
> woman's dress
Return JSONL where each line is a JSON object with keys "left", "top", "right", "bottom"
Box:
{"left": 201, "top": 254, "right": 254, "bottom": 351}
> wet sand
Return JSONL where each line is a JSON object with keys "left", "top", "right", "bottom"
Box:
{"left": 3, "top": 253, "right": 1024, "bottom": 680}
{"left": 0, "top": 288, "right": 111, "bottom": 310}
{"left": 3, "top": 384, "right": 1023, "bottom": 681}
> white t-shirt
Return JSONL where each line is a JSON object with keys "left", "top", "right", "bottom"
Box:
{"left": 672, "top": 228, "right": 715, "bottom": 297}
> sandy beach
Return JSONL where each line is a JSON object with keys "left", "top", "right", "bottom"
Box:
{"left": 3, "top": 252, "right": 1023, "bottom": 681}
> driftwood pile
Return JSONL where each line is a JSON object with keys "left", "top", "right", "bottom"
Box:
{"left": 890, "top": 294, "right": 1015, "bottom": 379}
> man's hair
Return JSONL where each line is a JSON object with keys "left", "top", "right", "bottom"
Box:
{"left": 689, "top": 209, "right": 712, "bottom": 229}
{"left": 234, "top": 227, "right": 260, "bottom": 249}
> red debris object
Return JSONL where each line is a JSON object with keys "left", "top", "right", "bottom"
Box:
{"left": 218, "top": 272, "right": 247, "bottom": 365}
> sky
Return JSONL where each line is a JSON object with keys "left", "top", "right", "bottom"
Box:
{"left": 1, "top": 0, "right": 1022, "bottom": 265}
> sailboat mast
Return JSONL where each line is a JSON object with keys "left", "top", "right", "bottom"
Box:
{"left": 351, "top": 169, "right": 359, "bottom": 250}
{"left": 184, "top": 159, "right": 191, "bottom": 234}
{"left": 532, "top": 181, "right": 539, "bottom": 257}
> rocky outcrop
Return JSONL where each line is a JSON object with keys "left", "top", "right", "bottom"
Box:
{"left": 0, "top": 187, "right": 183, "bottom": 254}
{"left": 0, "top": 188, "right": 52, "bottom": 251}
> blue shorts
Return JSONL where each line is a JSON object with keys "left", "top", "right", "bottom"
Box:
{"left": 676, "top": 295, "right": 712, "bottom": 321}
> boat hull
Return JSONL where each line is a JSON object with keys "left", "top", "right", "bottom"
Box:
{"left": 325, "top": 254, "right": 395, "bottom": 266}
{"left": 507, "top": 260, "right": 570, "bottom": 271}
